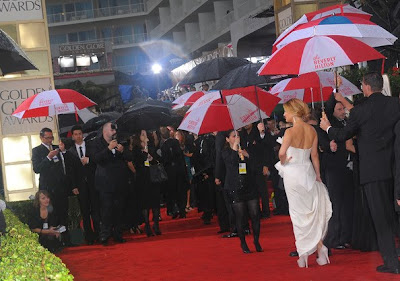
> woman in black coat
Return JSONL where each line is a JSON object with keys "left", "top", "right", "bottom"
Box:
{"left": 29, "top": 190, "right": 63, "bottom": 253}
{"left": 131, "top": 130, "right": 162, "bottom": 237}
{"left": 222, "top": 130, "right": 262, "bottom": 254}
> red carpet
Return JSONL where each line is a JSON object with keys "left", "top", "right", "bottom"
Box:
{"left": 58, "top": 210, "right": 399, "bottom": 281}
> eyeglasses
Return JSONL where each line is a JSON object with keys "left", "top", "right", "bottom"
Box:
{"left": 43, "top": 136, "right": 54, "bottom": 140}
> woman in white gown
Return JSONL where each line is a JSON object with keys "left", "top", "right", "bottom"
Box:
{"left": 275, "top": 99, "right": 332, "bottom": 268}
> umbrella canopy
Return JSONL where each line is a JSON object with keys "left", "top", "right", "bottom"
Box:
{"left": 258, "top": 35, "right": 385, "bottom": 76}
{"left": 58, "top": 108, "right": 98, "bottom": 136}
{"left": 180, "top": 57, "right": 249, "bottom": 85}
{"left": 213, "top": 63, "right": 275, "bottom": 90}
{"left": 0, "top": 29, "right": 38, "bottom": 75}
{"left": 275, "top": 15, "right": 397, "bottom": 50}
{"left": 172, "top": 90, "right": 209, "bottom": 109}
{"left": 117, "top": 99, "right": 172, "bottom": 133}
{"left": 82, "top": 111, "right": 122, "bottom": 133}
{"left": 270, "top": 72, "right": 361, "bottom": 103}
{"left": 178, "top": 91, "right": 280, "bottom": 135}
{"left": 273, "top": 4, "right": 371, "bottom": 53}
{"left": 12, "top": 89, "right": 96, "bottom": 118}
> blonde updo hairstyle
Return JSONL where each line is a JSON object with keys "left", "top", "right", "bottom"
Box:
{"left": 283, "top": 98, "right": 310, "bottom": 122}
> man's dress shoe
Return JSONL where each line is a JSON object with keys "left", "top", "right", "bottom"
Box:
{"left": 114, "top": 237, "right": 126, "bottom": 243}
{"left": 376, "top": 265, "right": 400, "bottom": 274}
{"left": 100, "top": 237, "right": 109, "bottom": 246}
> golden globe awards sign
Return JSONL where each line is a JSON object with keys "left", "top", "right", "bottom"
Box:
{"left": 0, "top": 78, "right": 53, "bottom": 135}
{"left": 0, "top": 0, "right": 43, "bottom": 22}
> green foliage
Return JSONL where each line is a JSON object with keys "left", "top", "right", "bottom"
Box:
{"left": 0, "top": 210, "right": 74, "bottom": 281}
{"left": 341, "top": 67, "right": 400, "bottom": 97}
{"left": 7, "top": 197, "right": 82, "bottom": 231}
{"left": 387, "top": 67, "right": 400, "bottom": 97}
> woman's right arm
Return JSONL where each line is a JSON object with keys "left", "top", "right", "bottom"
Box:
{"left": 311, "top": 133, "right": 322, "bottom": 182}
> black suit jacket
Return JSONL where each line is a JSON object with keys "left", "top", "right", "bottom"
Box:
{"left": 32, "top": 144, "right": 72, "bottom": 192}
{"left": 328, "top": 93, "right": 400, "bottom": 185}
{"left": 393, "top": 121, "right": 400, "bottom": 206}
{"left": 91, "top": 136, "right": 130, "bottom": 193}
{"left": 68, "top": 141, "right": 96, "bottom": 191}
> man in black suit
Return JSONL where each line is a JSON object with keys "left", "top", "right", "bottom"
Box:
{"left": 320, "top": 72, "right": 400, "bottom": 274}
{"left": 322, "top": 96, "right": 354, "bottom": 250}
{"left": 32, "top": 128, "right": 75, "bottom": 245}
{"left": 91, "top": 122, "right": 130, "bottom": 245}
{"left": 69, "top": 125, "right": 100, "bottom": 245}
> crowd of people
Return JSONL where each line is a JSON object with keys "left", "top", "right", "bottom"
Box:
{"left": 29, "top": 72, "right": 400, "bottom": 274}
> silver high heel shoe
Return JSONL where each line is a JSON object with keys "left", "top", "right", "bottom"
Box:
{"left": 316, "top": 245, "right": 330, "bottom": 266}
{"left": 297, "top": 254, "right": 309, "bottom": 268}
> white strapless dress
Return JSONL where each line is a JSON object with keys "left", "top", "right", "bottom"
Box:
{"left": 275, "top": 146, "right": 332, "bottom": 257}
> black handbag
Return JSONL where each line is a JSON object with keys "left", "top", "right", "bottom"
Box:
{"left": 149, "top": 162, "right": 168, "bottom": 183}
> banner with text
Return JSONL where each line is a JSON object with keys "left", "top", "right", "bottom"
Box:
{"left": 0, "top": 0, "right": 43, "bottom": 22}
{"left": 0, "top": 78, "right": 54, "bottom": 135}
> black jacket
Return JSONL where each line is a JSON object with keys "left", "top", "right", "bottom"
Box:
{"left": 32, "top": 144, "right": 75, "bottom": 192}
{"left": 68, "top": 141, "right": 97, "bottom": 191}
{"left": 91, "top": 136, "right": 131, "bottom": 192}
{"left": 328, "top": 93, "right": 400, "bottom": 184}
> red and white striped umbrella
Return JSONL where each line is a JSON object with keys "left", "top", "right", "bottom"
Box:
{"left": 179, "top": 90, "right": 280, "bottom": 135}
{"left": 172, "top": 90, "right": 209, "bottom": 109}
{"left": 274, "top": 15, "right": 397, "bottom": 51}
{"left": 273, "top": 4, "right": 371, "bottom": 53}
{"left": 270, "top": 72, "right": 361, "bottom": 103}
{"left": 12, "top": 89, "right": 96, "bottom": 118}
{"left": 258, "top": 35, "right": 385, "bottom": 76}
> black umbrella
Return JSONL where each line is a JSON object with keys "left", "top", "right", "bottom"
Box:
{"left": 0, "top": 29, "right": 38, "bottom": 75}
{"left": 180, "top": 57, "right": 249, "bottom": 85}
{"left": 117, "top": 100, "right": 172, "bottom": 134}
{"left": 212, "top": 63, "right": 277, "bottom": 90}
{"left": 82, "top": 112, "right": 122, "bottom": 133}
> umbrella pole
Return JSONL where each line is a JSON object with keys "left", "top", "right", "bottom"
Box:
{"left": 53, "top": 105, "right": 61, "bottom": 142}
{"left": 254, "top": 85, "right": 262, "bottom": 121}
{"left": 320, "top": 79, "right": 327, "bottom": 119}
{"left": 311, "top": 88, "right": 315, "bottom": 109}
{"left": 219, "top": 90, "right": 224, "bottom": 104}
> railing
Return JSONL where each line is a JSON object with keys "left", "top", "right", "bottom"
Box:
{"left": 47, "top": 3, "right": 145, "bottom": 24}
{"left": 54, "top": 33, "right": 148, "bottom": 47}
{"left": 112, "top": 33, "right": 148, "bottom": 45}
{"left": 113, "top": 63, "right": 150, "bottom": 74}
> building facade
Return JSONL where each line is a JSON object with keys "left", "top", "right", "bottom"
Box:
{"left": 45, "top": 0, "right": 277, "bottom": 86}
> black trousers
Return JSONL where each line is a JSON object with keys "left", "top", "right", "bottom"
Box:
{"left": 165, "top": 166, "right": 187, "bottom": 214}
{"left": 255, "top": 173, "right": 270, "bottom": 216}
{"left": 271, "top": 168, "right": 289, "bottom": 213}
{"left": 48, "top": 188, "right": 68, "bottom": 228}
{"left": 324, "top": 169, "right": 354, "bottom": 248}
{"left": 363, "top": 180, "right": 399, "bottom": 269}
{"left": 98, "top": 190, "right": 125, "bottom": 240}
{"left": 215, "top": 186, "right": 230, "bottom": 231}
{"left": 77, "top": 180, "right": 100, "bottom": 240}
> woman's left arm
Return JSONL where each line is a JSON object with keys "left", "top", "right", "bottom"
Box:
{"left": 278, "top": 129, "right": 292, "bottom": 165}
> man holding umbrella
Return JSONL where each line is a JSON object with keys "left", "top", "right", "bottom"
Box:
{"left": 320, "top": 72, "right": 400, "bottom": 274}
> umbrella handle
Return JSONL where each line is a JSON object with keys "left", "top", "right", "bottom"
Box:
{"left": 54, "top": 105, "right": 61, "bottom": 142}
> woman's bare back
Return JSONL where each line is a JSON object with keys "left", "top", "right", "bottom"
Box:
{"left": 287, "top": 123, "right": 316, "bottom": 149}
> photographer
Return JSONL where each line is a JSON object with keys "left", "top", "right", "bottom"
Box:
{"left": 91, "top": 122, "right": 131, "bottom": 245}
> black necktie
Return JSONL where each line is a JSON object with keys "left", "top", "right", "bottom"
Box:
{"left": 79, "top": 146, "right": 84, "bottom": 158}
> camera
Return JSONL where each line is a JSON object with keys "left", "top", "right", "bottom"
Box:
{"left": 111, "top": 123, "right": 128, "bottom": 146}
